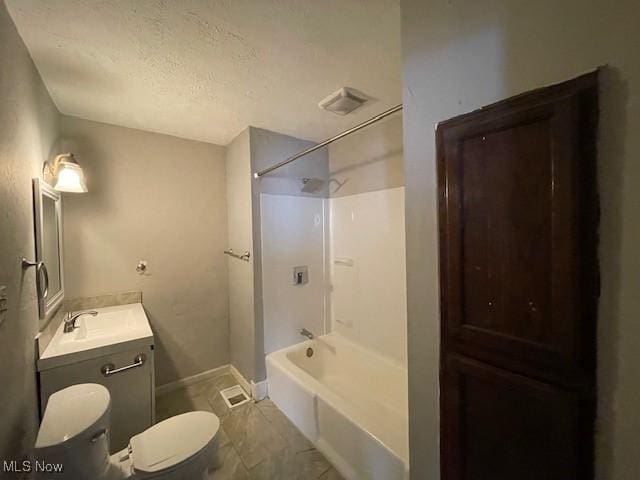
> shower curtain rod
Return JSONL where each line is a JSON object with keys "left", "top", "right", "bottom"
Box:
{"left": 253, "top": 104, "right": 403, "bottom": 178}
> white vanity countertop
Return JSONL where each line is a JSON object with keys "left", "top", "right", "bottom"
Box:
{"left": 38, "top": 303, "right": 153, "bottom": 371}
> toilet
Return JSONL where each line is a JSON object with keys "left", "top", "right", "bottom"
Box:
{"left": 34, "top": 383, "right": 221, "bottom": 479}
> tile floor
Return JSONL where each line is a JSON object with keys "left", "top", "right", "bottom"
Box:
{"left": 155, "top": 373, "right": 344, "bottom": 480}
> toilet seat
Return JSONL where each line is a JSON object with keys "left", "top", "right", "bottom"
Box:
{"left": 129, "top": 411, "right": 220, "bottom": 478}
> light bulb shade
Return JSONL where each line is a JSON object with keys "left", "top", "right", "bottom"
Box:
{"left": 53, "top": 160, "right": 87, "bottom": 193}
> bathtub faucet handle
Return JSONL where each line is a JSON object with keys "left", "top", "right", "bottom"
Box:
{"left": 300, "top": 328, "right": 314, "bottom": 340}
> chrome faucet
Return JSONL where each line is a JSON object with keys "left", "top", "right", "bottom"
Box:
{"left": 63, "top": 310, "right": 98, "bottom": 333}
{"left": 300, "top": 328, "right": 314, "bottom": 340}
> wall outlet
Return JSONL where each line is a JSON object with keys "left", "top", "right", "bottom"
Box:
{"left": 0, "top": 286, "right": 8, "bottom": 326}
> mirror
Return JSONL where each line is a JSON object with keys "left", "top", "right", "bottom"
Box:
{"left": 33, "top": 178, "right": 64, "bottom": 320}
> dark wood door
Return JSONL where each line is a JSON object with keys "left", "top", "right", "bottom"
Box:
{"left": 441, "top": 355, "right": 586, "bottom": 480}
{"left": 438, "top": 72, "right": 599, "bottom": 480}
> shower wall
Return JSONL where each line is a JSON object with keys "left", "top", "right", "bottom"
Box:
{"left": 261, "top": 194, "right": 326, "bottom": 355}
{"left": 328, "top": 115, "right": 407, "bottom": 364}
{"left": 329, "top": 187, "right": 406, "bottom": 363}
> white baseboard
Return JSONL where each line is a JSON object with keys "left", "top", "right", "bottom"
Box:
{"left": 251, "top": 379, "right": 268, "bottom": 400}
{"left": 156, "top": 363, "right": 266, "bottom": 400}
{"left": 229, "top": 364, "right": 252, "bottom": 397}
{"left": 156, "top": 364, "right": 230, "bottom": 396}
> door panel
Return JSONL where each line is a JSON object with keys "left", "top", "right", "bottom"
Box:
{"left": 441, "top": 355, "right": 587, "bottom": 480}
{"left": 440, "top": 97, "right": 590, "bottom": 384}
{"left": 438, "top": 72, "right": 598, "bottom": 480}
{"left": 439, "top": 74, "right": 598, "bottom": 386}
{"left": 459, "top": 117, "right": 553, "bottom": 343}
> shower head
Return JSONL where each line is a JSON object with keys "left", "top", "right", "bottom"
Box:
{"left": 301, "top": 177, "right": 325, "bottom": 193}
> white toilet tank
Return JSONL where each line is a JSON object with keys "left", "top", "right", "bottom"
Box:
{"left": 34, "top": 383, "right": 113, "bottom": 479}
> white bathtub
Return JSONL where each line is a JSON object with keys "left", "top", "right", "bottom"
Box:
{"left": 266, "top": 333, "right": 409, "bottom": 480}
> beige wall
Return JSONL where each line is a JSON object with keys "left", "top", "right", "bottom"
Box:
{"left": 60, "top": 116, "right": 229, "bottom": 387}
{"left": 252, "top": 126, "right": 330, "bottom": 199}
{"left": 226, "top": 127, "right": 329, "bottom": 383}
{"left": 402, "top": 1, "right": 640, "bottom": 478}
{"left": 225, "top": 128, "right": 256, "bottom": 382}
{"left": 0, "top": 0, "right": 60, "bottom": 462}
{"left": 329, "top": 115, "right": 403, "bottom": 197}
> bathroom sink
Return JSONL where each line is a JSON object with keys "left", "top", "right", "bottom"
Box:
{"left": 59, "top": 309, "right": 137, "bottom": 344}
{"left": 38, "top": 303, "right": 153, "bottom": 371}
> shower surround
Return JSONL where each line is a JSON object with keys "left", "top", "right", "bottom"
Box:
{"left": 262, "top": 185, "right": 408, "bottom": 480}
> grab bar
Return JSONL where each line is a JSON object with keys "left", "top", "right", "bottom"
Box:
{"left": 224, "top": 249, "right": 251, "bottom": 261}
{"left": 101, "top": 354, "right": 146, "bottom": 377}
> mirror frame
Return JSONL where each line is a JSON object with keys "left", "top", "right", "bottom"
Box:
{"left": 33, "top": 178, "right": 65, "bottom": 321}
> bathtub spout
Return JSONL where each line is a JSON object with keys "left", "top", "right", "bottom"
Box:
{"left": 300, "top": 328, "right": 314, "bottom": 340}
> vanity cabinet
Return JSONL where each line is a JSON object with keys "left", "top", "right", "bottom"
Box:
{"left": 39, "top": 345, "right": 155, "bottom": 452}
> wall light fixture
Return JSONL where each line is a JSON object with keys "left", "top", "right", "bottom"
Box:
{"left": 43, "top": 153, "right": 88, "bottom": 193}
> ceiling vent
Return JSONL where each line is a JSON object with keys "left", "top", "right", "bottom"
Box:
{"left": 318, "top": 87, "right": 368, "bottom": 116}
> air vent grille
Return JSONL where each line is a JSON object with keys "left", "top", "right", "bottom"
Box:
{"left": 319, "top": 87, "right": 368, "bottom": 115}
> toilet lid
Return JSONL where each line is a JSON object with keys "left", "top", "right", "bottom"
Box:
{"left": 130, "top": 411, "right": 220, "bottom": 474}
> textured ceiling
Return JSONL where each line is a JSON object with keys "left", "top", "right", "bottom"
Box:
{"left": 6, "top": 0, "right": 401, "bottom": 145}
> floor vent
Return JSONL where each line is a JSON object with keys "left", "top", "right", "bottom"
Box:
{"left": 220, "top": 385, "right": 251, "bottom": 409}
